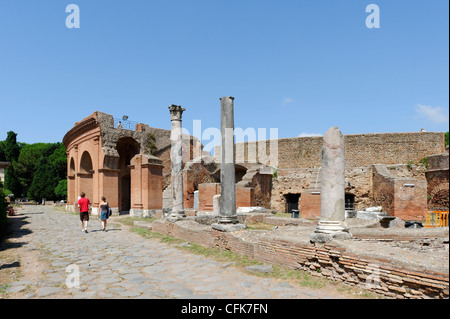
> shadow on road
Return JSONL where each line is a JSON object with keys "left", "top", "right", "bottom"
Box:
{"left": 0, "top": 215, "right": 33, "bottom": 252}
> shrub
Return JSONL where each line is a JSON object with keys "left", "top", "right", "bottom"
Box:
{"left": 0, "top": 182, "right": 7, "bottom": 226}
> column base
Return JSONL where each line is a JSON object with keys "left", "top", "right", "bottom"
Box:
{"left": 310, "top": 220, "right": 352, "bottom": 243}
{"left": 212, "top": 223, "right": 246, "bottom": 232}
{"left": 166, "top": 210, "right": 186, "bottom": 222}
{"left": 218, "top": 215, "right": 239, "bottom": 224}
{"left": 314, "top": 220, "right": 349, "bottom": 234}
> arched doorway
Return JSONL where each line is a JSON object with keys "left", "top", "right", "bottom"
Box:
{"left": 116, "top": 137, "right": 140, "bottom": 212}
{"left": 79, "top": 151, "right": 93, "bottom": 201}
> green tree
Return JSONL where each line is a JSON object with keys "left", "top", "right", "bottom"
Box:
{"left": 4, "top": 163, "right": 22, "bottom": 198}
{"left": 3, "top": 131, "right": 22, "bottom": 198}
{"left": 27, "top": 161, "right": 59, "bottom": 201}
{"left": 14, "top": 143, "right": 49, "bottom": 196}
{"left": 445, "top": 132, "right": 449, "bottom": 147}
{"left": 0, "top": 140, "right": 6, "bottom": 161}
{"left": 4, "top": 131, "right": 20, "bottom": 162}
{"left": 48, "top": 143, "right": 67, "bottom": 180}
{"left": 54, "top": 179, "right": 67, "bottom": 200}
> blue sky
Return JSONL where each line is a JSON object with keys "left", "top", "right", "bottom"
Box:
{"left": 0, "top": 0, "right": 448, "bottom": 151}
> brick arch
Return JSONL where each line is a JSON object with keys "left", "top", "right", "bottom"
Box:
{"left": 79, "top": 151, "right": 94, "bottom": 201}
{"left": 80, "top": 151, "right": 93, "bottom": 174}
{"left": 69, "top": 157, "right": 76, "bottom": 175}
{"left": 429, "top": 182, "right": 449, "bottom": 210}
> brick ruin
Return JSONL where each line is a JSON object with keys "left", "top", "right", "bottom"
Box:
{"left": 63, "top": 110, "right": 449, "bottom": 299}
{"left": 216, "top": 132, "right": 448, "bottom": 221}
{"left": 64, "top": 111, "right": 448, "bottom": 220}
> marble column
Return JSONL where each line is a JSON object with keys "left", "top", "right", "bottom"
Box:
{"left": 212, "top": 97, "right": 245, "bottom": 231}
{"left": 218, "top": 96, "right": 237, "bottom": 224}
{"left": 168, "top": 104, "right": 186, "bottom": 220}
{"left": 311, "top": 126, "right": 351, "bottom": 242}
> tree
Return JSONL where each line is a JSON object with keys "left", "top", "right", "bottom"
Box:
{"left": 445, "top": 132, "right": 449, "bottom": 148}
{"left": 4, "top": 131, "right": 20, "bottom": 162}
{"left": 15, "top": 143, "right": 50, "bottom": 196}
{"left": 27, "top": 144, "right": 62, "bottom": 201}
{"left": 0, "top": 140, "right": 6, "bottom": 161}
{"left": 3, "top": 131, "right": 22, "bottom": 198}
{"left": 48, "top": 143, "right": 67, "bottom": 180}
{"left": 4, "top": 163, "right": 22, "bottom": 198}
{"left": 54, "top": 179, "right": 67, "bottom": 200}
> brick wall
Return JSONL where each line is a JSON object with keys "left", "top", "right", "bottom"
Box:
{"left": 197, "top": 183, "right": 255, "bottom": 212}
{"left": 372, "top": 165, "right": 428, "bottom": 220}
{"left": 216, "top": 132, "right": 445, "bottom": 169}
{"left": 150, "top": 220, "right": 449, "bottom": 299}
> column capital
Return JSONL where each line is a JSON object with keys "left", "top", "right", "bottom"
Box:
{"left": 169, "top": 105, "right": 186, "bottom": 121}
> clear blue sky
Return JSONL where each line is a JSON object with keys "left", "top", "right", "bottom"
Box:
{"left": 0, "top": 0, "right": 448, "bottom": 151}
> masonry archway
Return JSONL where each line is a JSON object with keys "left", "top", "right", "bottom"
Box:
{"left": 79, "top": 151, "right": 93, "bottom": 201}
{"left": 429, "top": 182, "right": 449, "bottom": 210}
{"left": 117, "top": 137, "right": 140, "bottom": 212}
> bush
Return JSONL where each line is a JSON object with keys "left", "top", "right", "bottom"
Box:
{"left": 0, "top": 182, "right": 7, "bottom": 226}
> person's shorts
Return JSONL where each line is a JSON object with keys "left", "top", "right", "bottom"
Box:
{"left": 80, "top": 211, "right": 89, "bottom": 222}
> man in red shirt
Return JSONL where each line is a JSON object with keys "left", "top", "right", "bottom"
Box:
{"left": 77, "top": 192, "right": 91, "bottom": 233}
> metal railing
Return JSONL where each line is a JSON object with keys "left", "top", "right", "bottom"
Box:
{"left": 113, "top": 118, "right": 139, "bottom": 131}
{"left": 425, "top": 211, "right": 449, "bottom": 228}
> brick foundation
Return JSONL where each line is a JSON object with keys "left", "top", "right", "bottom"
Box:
{"left": 151, "top": 219, "right": 449, "bottom": 299}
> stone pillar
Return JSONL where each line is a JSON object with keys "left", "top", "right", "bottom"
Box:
{"left": 219, "top": 96, "right": 237, "bottom": 224}
{"left": 213, "top": 97, "right": 245, "bottom": 231}
{"left": 168, "top": 105, "right": 186, "bottom": 220}
{"left": 311, "top": 126, "right": 351, "bottom": 242}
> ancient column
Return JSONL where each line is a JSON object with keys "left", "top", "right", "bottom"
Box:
{"left": 219, "top": 96, "right": 237, "bottom": 223}
{"left": 212, "top": 97, "right": 245, "bottom": 231}
{"left": 311, "top": 126, "right": 351, "bottom": 242}
{"left": 168, "top": 105, "right": 186, "bottom": 220}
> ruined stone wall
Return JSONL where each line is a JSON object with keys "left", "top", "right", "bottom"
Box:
{"left": 426, "top": 153, "right": 449, "bottom": 210}
{"left": 371, "top": 165, "right": 427, "bottom": 220}
{"left": 150, "top": 220, "right": 449, "bottom": 299}
{"left": 271, "top": 167, "right": 374, "bottom": 214}
{"left": 216, "top": 132, "right": 445, "bottom": 169}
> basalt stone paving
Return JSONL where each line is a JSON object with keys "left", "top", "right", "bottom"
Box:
{"left": 4, "top": 205, "right": 342, "bottom": 299}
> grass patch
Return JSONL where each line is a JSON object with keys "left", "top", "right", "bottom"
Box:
{"left": 0, "top": 283, "right": 9, "bottom": 294}
{"left": 117, "top": 217, "right": 157, "bottom": 227}
{"left": 246, "top": 222, "right": 274, "bottom": 231}
{"left": 124, "top": 220, "right": 328, "bottom": 290}
{"left": 117, "top": 217, "right": 382, "bottom": 298}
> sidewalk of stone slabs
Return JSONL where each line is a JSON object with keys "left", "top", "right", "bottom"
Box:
{"left": 3, "top": 205, "right": 352, "bottom": 299}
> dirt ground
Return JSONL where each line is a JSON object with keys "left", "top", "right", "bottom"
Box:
{"left": 0, "top": 214, "right": 48, "bottom": 295}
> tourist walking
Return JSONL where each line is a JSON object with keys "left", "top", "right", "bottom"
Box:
{"left": 99, "top": 196, "right": 110, "bottom": 232}
{"left": 77, "top": 192, "right": 91, "bottom": 233}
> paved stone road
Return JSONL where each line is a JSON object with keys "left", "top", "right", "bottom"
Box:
{"left": 4, "top": 205, "right": 344, "bottom": 299}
